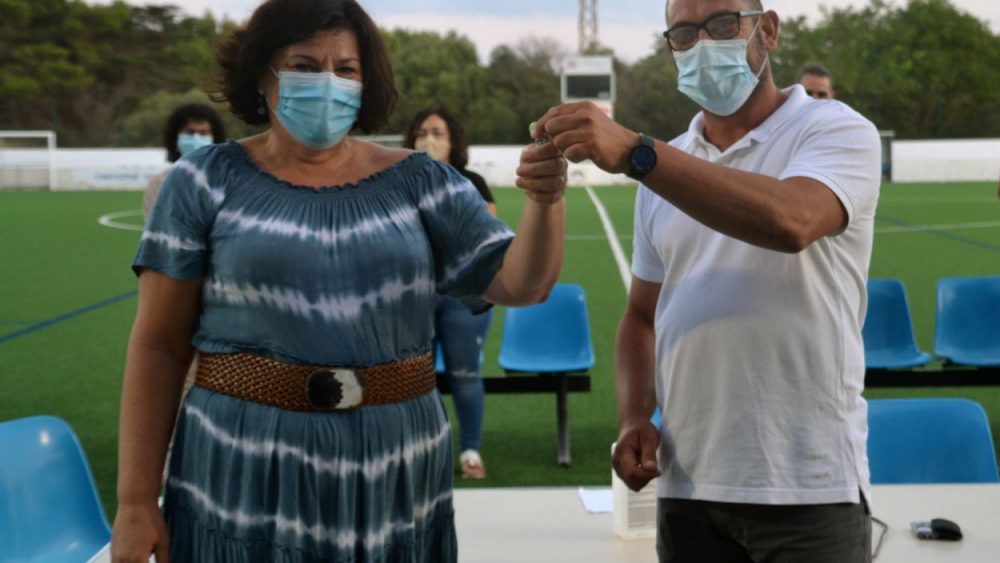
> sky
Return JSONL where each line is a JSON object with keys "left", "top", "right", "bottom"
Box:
{"left": 90, "top": 0, "right": 1000, "bottom": 63}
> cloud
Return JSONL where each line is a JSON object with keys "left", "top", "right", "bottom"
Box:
{"left": 84, "top": 0, "right": 1000, "bottom": 56}
{"left": 376, "top": 13, "right": 663, "bottom": 63}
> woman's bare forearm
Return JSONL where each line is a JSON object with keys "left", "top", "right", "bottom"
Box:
{"left": 485, "top": 196, "right": 565, "bottom": 306}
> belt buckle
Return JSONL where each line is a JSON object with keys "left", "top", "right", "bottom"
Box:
{"left": 305, "top": 368, "right": 365, "bottom": 411}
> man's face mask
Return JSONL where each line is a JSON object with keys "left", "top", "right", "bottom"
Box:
{"left": 672, "top": 15, "right": 769, "bottom": 117}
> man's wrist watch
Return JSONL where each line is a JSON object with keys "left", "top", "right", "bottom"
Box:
{"left": 626, "top": 133, "right": 658, "bottom": 181}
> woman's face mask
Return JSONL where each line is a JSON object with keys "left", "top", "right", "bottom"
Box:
{"left": 414, "top": 133, "right": 451, "bottom": 162}
{"left": 270, "top": 68, "right": 363, "bottom": 150}
{"left": 177, "top": 133, "right": 213, "bottom": 156}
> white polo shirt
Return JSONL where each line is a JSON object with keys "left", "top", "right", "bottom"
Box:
{"left": 632, "top": 85, "right": 882, "bottom": 505}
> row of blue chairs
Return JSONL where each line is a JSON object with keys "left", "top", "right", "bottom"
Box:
{"left": 4, "top": 398, "right": 996, "bottom": 560}
{"left": 863, "top": 276, "right": 1000, "bottom": 369}
{"left": 434, "top": 283, "right": 595, "bottom": 375}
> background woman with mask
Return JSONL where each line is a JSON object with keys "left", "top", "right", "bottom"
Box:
{"left": 404, "top": 107, "right": 495, "bottom": 480}
{"left": 111, "top": 0, "right": 567, "bottom": 561}
{"left": 143, "top": 103, "right": 226, "bottom": 217}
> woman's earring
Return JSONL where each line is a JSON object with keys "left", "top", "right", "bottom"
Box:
{"left": 257, "top": 95, "right": 267, "bottom": 116}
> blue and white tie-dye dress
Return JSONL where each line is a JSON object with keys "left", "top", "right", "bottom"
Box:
{"left": 133, "top": 140, "right": 515, "bottom": 562}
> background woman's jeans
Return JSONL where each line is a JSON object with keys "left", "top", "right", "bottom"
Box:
{"left": 436, "top": 296, "right": 493, "bottom": 452}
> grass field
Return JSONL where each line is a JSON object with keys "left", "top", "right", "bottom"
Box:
{"left": 1, "top": 181, "right": 998, "bottom": 519}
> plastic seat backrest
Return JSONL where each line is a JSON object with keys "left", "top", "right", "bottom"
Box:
{"left": 498, "top": 283, "right": 595, "bottom": 373}
{"left": 434, "top": 340, "right": 445, "bottom": 374}
{"left": 0, "top": 415, "right": 111, "bottom": 562}
{"left": 867, "top": 398, "right": 1000, "bottom": 484}
{"left": 934, "top": 276, "right": 1000, "bottom": 366}
{"left": 862, "top": 278, "right": 931, "bottom": 368}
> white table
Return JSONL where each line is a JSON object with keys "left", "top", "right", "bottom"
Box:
{"left": 865, "top": 484, "right": 1000, "bottom": 562}
{"left": 89, "top": 484, "right": 1000, "bottom": 562}
{"left": 453, "top": 484, "right": 1000, "bottom": 563}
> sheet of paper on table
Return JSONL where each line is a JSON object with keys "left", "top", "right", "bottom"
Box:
{"left": 578, "top": 486, "right": 614, "bottom": 513}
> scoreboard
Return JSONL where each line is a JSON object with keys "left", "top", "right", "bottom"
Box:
{"left": 561, "top": 56, "right": 615, "bottom": 119}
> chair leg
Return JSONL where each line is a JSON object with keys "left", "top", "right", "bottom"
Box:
{"left": 556, "top": 373, "right": 571, "bottom": 467}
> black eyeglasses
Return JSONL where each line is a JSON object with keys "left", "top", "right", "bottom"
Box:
{"left": 663, "top": 10, "right": 762, "bottom": 51}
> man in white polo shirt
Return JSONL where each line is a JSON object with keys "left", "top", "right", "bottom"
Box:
{"left": 529, "top": 0, "right": 881, "bottom": 561}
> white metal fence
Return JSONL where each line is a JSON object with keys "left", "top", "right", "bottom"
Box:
{"left": 2, "top": 139, "right": 998, "bottom": 190}
{"left": 891, "top": 139, "right": 1000, "bottom": 183}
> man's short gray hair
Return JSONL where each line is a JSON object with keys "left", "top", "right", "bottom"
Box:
{"left": 666, "top": 0, "right": 765, "bottom": 25}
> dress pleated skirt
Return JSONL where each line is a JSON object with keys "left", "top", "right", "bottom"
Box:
{"left": 163, "top": 386, "right": 458, "bottom": 562}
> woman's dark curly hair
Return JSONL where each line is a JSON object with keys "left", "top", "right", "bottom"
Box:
{"left": 163, "top": 103, "right": 227, "bottom": 163}
{"left": 215, "top": 0, "right": 397, "bottom": 133}
{"left": 402, "top": 107, "right": 469, "bottom": 170}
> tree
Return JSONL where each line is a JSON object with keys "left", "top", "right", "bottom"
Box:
{"left": 0, "top": 0, "right": 95, "bottom": 135}
{"left": 0, "top": 0, "right": 228, "bottom": 146}
{"left": 872, "top": 0, "right": 1000, "bottom": 138}
{"left": 615, "top": 37, "right": 699, "bottom": 142}
{"left": 383, "top": 29, "right": 487, "bottom": 137}
{"left": 120, "top": 88, "right": 262, "bottom": 148}
{"left": 480, "top": 37, "right": 563, "bottom": 144}
{"left": 772, "top": 0, "right": 1000, "bottom": 138}
{"left": 4, "top": 0, "right": 1000, "bottom": 146}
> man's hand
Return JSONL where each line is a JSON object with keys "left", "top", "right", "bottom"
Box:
{"left": 532, "top": 101, "right": 638, "bottom": 174}
{"left": 516, "top": 141, "right": 567, "bottom": 205}
{"left": 612, "top": 420, "right": 663, "bottom": 492}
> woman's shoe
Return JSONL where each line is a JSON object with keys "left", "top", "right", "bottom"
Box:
{"left": 460, "top": 449, "right": 486, "bottom": 479}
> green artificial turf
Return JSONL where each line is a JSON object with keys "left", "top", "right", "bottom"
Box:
{"left": 1, "top": 181, "right": 997, "bottom": 519}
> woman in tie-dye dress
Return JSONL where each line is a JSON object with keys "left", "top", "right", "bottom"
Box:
{"left": 110, "top": 1, "right": 567, "bottom": 561}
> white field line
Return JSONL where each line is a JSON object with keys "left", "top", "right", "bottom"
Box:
{"left": 565, "top": 220, "right": 1000, "bottom": 240}
{"left": 566, "top": 219, "right": 1000, "bottom": 239}
{"left": 876, "top": 220, "right": 1000, "bottom": 234}
{"left": 566, "top": 234, "right": 633, "bottom": 241}
{"left": 879, "top": 197, "right": 999, "bottom": 203}
{"left": 98, "top": 209, "right": 144, "bottom": 232}
{"left": 584, "top": 186, "right": 631, "bottom": 292}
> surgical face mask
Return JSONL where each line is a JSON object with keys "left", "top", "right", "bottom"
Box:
{"left": 271, "top": 69, "right": 362, "bottom": 150}
{"left": 177, "top": 133, "right": 213, "bottom": 156}
{"left": 414, "top": 134, "right": 451, "bottom": 162}
{"left": 673, "top": 21, "right": 768, "bottom": 117}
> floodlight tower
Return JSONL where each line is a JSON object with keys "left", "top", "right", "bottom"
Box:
{"left": 565, "top": 1, "right": 613, "bottom": 118}
{"left": 578, "top": 0, "right": 598, "bottom": 54}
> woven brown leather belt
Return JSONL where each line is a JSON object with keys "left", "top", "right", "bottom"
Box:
{"left": 195, "top": 352, "right": 436, "bottom": 412}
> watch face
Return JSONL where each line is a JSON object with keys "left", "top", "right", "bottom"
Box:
{"left": 632, "top": 146, "right": 656, "bottom": 170}
{"left": 628, "top": 135, "right": 657, "bottom": 179}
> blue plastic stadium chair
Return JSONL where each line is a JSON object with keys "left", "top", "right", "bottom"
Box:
{"left": 862, "top": 278, "right": 932, "bottom": 369}
{"left": 934, "top": 276, "right": 1000, "bottom": 366}
{"left": 0, "top": 415, "right": 111, "bottom": 562}
{"left": 867, "top": 398, "right": 1000, "bottom": 484}
{"left": 434, "top": 340, "right": 445, "bottom": 374}
{"left": 498, "top": 283, "right": 595, "bottom": 373}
